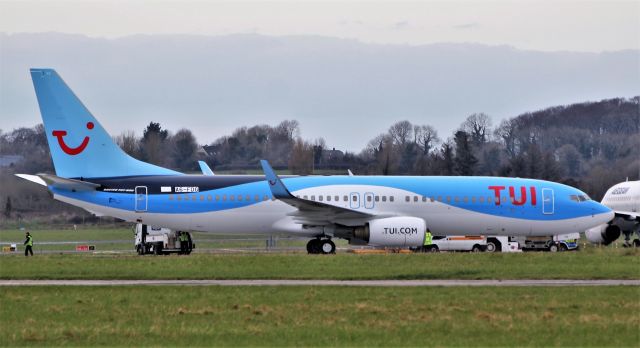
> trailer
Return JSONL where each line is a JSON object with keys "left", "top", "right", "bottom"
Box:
{"left": 134, "top": 223, "right": 194, "bottom": 255}
{"left": 515, "top": 233, "right": 580, "bottom": 252}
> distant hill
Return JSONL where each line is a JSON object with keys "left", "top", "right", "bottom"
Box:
{"left": 1, "top": 32, "right": 638, "bottom": 151}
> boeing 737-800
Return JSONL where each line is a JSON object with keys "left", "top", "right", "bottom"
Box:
{"left": 17, "top": 69, "right": 614, "bottom": 254}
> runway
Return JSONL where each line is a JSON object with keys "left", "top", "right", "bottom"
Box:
{"left": 1, "top": 279, "right": 638, "bottom": 286}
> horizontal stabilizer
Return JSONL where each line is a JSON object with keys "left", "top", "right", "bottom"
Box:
{"left": 16, "top": 173, "right": 99, "bottom": 192}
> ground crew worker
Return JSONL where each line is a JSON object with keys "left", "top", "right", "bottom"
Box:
{"left": 24, "top": 231, "right": 33, "bottom": 256}
{"left": 423, "top": 230, "right": 432, "bottom": 251}
{"left": 179, "top": 232, "right": 189, "bottom": 254}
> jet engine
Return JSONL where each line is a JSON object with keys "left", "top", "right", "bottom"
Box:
{"left": 585, "top": 224, "right": 621, "bottom": 245}
{"left": 353, "top": 217, "right": 426, "bottom": 247}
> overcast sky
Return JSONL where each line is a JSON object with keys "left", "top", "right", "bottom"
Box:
{"left": 1, "top": 0, "right": 638, "bottom": 52}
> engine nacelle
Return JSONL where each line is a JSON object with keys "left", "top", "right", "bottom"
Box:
{"left": 585, "top": 224, "right": 621, "bottom": 245}
{"left": 353, "top": 217, "right": 426, "bottom": 247}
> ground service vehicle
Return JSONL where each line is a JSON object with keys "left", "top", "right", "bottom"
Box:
{"left": 134, "top": 223, "right": 193, "bottom": 255}
{"left": 420, "top": 235, "right": 487, "bottom": 252}
{"left": 485, "top": 236, "right": 521, "bottom": 252}
{"left": 519, "top": 233, "right": 580, "bottom": 252}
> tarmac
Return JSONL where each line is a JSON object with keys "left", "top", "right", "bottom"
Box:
{"left": 1, "top": 279, "right": 638, "bottom": 286}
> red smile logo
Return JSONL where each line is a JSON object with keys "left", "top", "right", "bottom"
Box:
{"left": 52, "top": 122, "right": 94, "bottom": 155}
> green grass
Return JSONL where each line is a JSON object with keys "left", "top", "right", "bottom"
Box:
{"left": 1, "top": 249, "right": 639, "bottom": 280}
{"left": 0, "top": 286, "right": 638, "bottom": 346}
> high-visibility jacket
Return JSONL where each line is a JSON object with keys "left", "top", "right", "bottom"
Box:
{"left": 180, "top": 234, "right": 188, "bottom": 242}
{"left": 25, "top": 235, "right": 33, "bottom": 247}
{"left": 424, "top": 232, "right": 432, "bottom": 246}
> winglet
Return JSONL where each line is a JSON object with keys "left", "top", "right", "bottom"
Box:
{"left": 348, "top": 169, "right": 354, "bottom": 176}
{"left": 198, "top": 161, "right": 214, "bottom": 176}
{"left": 260, "top": 160, "right": 293, "bottom": 199}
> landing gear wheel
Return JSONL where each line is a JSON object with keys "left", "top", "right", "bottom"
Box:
{"left": 306, "top": 239, "right": 322, "bottom": 254}
{"left": 549, "top": 244, "right": 558, "bottom": 252}
{"left": 320, "top": 239, "right": 336, "bottom": 254}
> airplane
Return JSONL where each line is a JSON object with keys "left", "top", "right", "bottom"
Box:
{"left": 16, "top": 68, "right": 614, "bottom": 254}
{"left": 585, "top": 180, "right": 640, "bottom": 247}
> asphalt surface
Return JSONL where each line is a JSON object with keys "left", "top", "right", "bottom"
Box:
{"left": 1, "top": 279, "right": 638, "bottom": 286}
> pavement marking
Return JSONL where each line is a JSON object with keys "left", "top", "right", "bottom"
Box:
{"left": 0, "top": 279, "right": 638, "bottom": 286}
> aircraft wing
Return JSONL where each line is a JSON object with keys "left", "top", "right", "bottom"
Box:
{"left": 615, "top": 211, "right": 640, "bottom": 222}
{"left": 16, "top": 173, "right": 100, "bottom": 192}
{"left": 260, "top": 160, "right": 374, "bottom": 225}
{"left": 198, "top": 161, "right": 214, "bottom": 176}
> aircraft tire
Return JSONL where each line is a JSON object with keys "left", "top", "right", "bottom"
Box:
{"left": 320, "top": 239, "right": 336, "bottom": 254}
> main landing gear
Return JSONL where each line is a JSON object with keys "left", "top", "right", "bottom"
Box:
{"left": 306, "top": 238, "right": 336, "bottom": 254}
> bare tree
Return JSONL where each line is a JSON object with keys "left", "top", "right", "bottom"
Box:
{"left": 114, "top": 131, "right": 139, "bottom": 157}
{"left": 414, "top": 125, "right": 440, "bottom": 154}
{"left": 461, "top": 113, "right": 492, "bottom": 145}
{"left": 388, "top": 120, "right": 413, "bottom": 146}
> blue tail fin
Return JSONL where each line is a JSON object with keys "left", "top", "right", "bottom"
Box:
{"left": 30, "top": 68, "right": 180, "bottom": 178}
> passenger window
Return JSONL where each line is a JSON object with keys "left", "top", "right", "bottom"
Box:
{"left": 169, "top": 195, "right": 174, "bottom": 201}
{"left": 437, "top": 196, "right": 442, "bottom": 202}
{"left": 311, "top": 195, "right": 316, "bottom": 201}
{"left": 319, "top": 196, "right": 323, "bottom": 202}
{"left": 238, "top": 195, "right": 243, "bottom": 201}
{"left": 422, "top": 196, "right": 427, "bottom": 202}
{"left": 478, "top": 196, "right": 484, "bottom": 203}
{"left": 463, "top": 197, "right": 468, "bottom": 203}
{"left": 184, "top": 196, "right": 189, "bottom": 201}
{"left": 405, "top": 196, "right": 410, "bottom": 202}
{"left": 390, "top": 196, "right": 394, "bottom": 202}
{"left": 382, "top": 196, "right": 387, "bottom": 202}
{"left": 177, "top": 195, "right": 182, "bottom": 201}
{"left": 207, "top": 195, "right": 212, "bottom": 201}
{"left": 446, "top": 196, "right": 451, "bottom": 203}
{"left": 344, "top": 195, "right": 348, "bottom": 201}
{"left": 454, "top": 197, "right": 460, "bottom": 203}
{"left": 230, "top": 195, "right": 235, "bottom": 201}
{"left": 375, "top": 196, "right": 380, "bottom": 202}
{"left": 200, "top": 195, "right": 204, "bottom": 201}
{"left": 430, "top": 197, "right": 435, "bottom": 202}
{"left": 192, "top": 195, "right": 197, "bottom": 201}
{"left": 414, "top": 196, "right": 418, "bottom": 202}
{"left": 246, "top": 195, "right": 251, "bottom": 201}
{"left": 487, "top": 196, "right": 492, "bottom": 203}
{"left": 352, "top": 195, "right": 358, "bottom": 202}
{"left": 264, "top": 195, "right": 269, "bottom": 201}
{"left": 327, "top": 196, "right": 331, "bottom": 202}
{"left": 335, "top": 195, "right": 339, "bottom": 201}
{"left": 255, "top": 195, "right": 260, "bottom": 201}
{"left": 303, "top": 195, "right": 308, "bottom": 200}
{"left": 222, "top": 195, "right": 227, "bottom": 201}
{"left": 471, "top": 197, "right": 476, "bottom": 203}
{"left": 367, "top": 195, "right": 372, "bottom": 202}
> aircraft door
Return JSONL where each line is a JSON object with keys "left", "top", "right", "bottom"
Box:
{"left": 542, "top": 188, "right": 554, "bottom": 214}
{"left": 349, "top": 192, "right": 360, "bottom": 209}
{"left": 364, "top": 192, "right": 375, "bottom": 209}
{"left": 135, "top": 186, "right": 148, "bottom": 212}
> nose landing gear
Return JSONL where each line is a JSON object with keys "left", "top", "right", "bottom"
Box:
{"left": 306, "top": 238, "right": 336, "bottom": 254}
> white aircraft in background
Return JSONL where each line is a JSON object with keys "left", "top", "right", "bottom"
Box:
{"left": 586, "top": 180, "right": 640, "bottom": 247}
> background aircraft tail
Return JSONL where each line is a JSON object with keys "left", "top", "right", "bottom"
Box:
{"left": 30, "top": 68, "right": 180, "bottom": 178}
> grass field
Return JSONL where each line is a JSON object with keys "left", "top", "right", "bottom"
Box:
{"left": 1, "top": 286, "right": 638, "bottom": 346}
{"left": 1, "top": 248, "right": 639, "bottom": 280}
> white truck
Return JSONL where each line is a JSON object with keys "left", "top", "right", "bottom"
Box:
{"left": 420, "top": 236, "right": 488, "bottom": 252}
{"left": 485, "top": 236, "right": 522, "bottom": 252}
{"left": 134, "top": 223, "right": 194, "bottom": 255}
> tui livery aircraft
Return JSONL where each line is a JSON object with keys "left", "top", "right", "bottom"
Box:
{"left": 17, "top": 69, "right": 614, "bottom": 254}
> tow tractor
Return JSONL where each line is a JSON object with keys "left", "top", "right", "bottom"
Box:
{"left": 517, "top": 233, "right": 580, "bottom": 252}
{"left": 134, "top": 223, "right": 194, "bottom": 255}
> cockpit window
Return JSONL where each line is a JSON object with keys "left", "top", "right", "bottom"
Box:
{"left": 570, "top": 194, "right": 591, "bottom": 202}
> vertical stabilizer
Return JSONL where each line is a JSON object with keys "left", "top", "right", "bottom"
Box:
{"left": 30, "top": 68, "right": 180, "bottom": 178}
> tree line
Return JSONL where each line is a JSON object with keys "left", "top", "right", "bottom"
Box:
{"left": 1, "top": 96, "right": 638, "bottom": 221}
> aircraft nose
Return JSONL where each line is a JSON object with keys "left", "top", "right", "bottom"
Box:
{"left": 591, "top": 201, "right": 614, "bottom": 222}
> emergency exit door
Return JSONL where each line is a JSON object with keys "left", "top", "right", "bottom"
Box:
{"left": 135, "top": 186, "right": 148, "bottom": 212}
{"left": 542, "top": 188, "right": 554, "bottom": 215}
